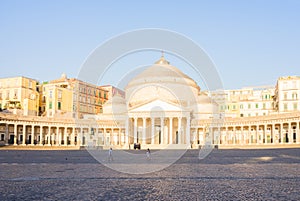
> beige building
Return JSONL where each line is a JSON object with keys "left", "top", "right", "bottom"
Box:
{"left": 0, "top": 57, "right": 299, "bottom": 148}
{"left": 40, "top": 74, "right": 111, "bottom": 118}
{"left": 211, "top": 86, "right": 275, "bottom": 118}
{"left": 274, "top": 76, "right": 300, "bottom": 113}
{"left": 0, "top": 76, "right": 39, "bottom": 116}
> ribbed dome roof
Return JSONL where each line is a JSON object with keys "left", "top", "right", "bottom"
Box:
{"left": 126, "top": 56, "right": 199, "bottom": 90}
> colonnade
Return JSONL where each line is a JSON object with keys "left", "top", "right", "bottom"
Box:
{"left": 192, "top": 121, "right": 300, "bottom": 146}
{"left": 127, "top": 115, "right": 190, "bottom": 145}
{"left": 0, "top": 114, "right": 300, "bottom": 148}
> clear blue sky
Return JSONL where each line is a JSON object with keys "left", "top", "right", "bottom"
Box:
{"left": 1, "top": 0, "right": 299, "bottom": 90}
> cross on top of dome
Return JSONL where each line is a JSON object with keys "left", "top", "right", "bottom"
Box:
{"left": 155, "top": 51, "right": 170, "bottom": 65}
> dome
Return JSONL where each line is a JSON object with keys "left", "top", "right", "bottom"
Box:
{"left": 125, "top": 55, "right": 201, "bottom": 108}
{"left": 126, "top": 56, "right": 198, "bottom": 89}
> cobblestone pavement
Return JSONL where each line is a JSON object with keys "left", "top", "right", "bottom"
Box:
{"left": 0, "top": 148, "right": 300, "bottom": 200}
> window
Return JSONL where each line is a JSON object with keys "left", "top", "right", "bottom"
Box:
{"left": 49, "top": 102, "right": 52, "bottom": 109}
{"left": 58, "top": 102, "right": 61, "bottom": 110}
{"left": 49, "top": 90, "right": 53, "bottom": 98}
{"left": 284, "top": 93, "right": 287, "bottom": 100}
{"left": 14, "top": 89, "right": 18, "bottom": 99}
{"left": 294, "top": 103, "right": 298, "bottom": 110}
{"left": 255, "top": 103, "right": 258, "bottom": 109}
{"left": 284, "top": 103, "right": 288, "bottom": 111}
{"left": 248, "top": 104, "right": 251, "bottom": 109}
{"left": 58, "top": 90, "right": 62, "bottom": 99}
{"left": 240, "top": 104, "right": 243, "bottom": 109}
{"left": 263, "top": 103, "right": 266, "bottom": 109}
{"left": 292, "top": 93, "right": 297, "bottom": 100}
{"left": 233, "top": 105, "right": 236, "bottom": 110}
{"left": 104, "top": 92, "right": 107, "bottom": 99}
{"left": 0, "top": 134, "right": 4, "bottom": 141}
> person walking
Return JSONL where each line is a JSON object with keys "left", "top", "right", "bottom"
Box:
{"left": 146, "top": 148, "right": 151, "bottom": 160}
{"left": 108, "top": 147, "right": 113, "bottom": 162}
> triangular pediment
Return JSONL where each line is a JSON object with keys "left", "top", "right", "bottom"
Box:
{"left": 130, "top": 99, "right": 183, "bottom": 112}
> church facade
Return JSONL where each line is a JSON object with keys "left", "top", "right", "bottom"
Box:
{"left": 0, "top": 56, "right": 300, "bottom": 149}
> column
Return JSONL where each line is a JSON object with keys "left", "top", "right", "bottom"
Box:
{"left": 160, "top": 117, "right": 164, "bottom": 144}
{"left": 263, "top": 124, "right": 266, "bottom": 144}
{"left": 288, "top": 122, "right": 292, "bottom": 144}
{"left": 56, "top": 127, "right": 60, "bottom": 145}
{"left": 133, "top": 117, "right": 137, "bottom": 143}
{"left": 22, "top": 125, "right": 26, "bottom": 145}
{"left": 225, "top": 127, "right": 228, "bottom": 144}
{"left": 241, "top": 126, "right": 245, "bottom": 144}
{"left": 47, "top": 127, "right": 51, "bottom": 145}
{"left": 118, "top": 128, "right": 121, "bottom": 145}
{"left": 217, "top": 127, "right": 221, "bottom": 145}
{"left": 142, "top": 117, "right": 146, "bottom": 144}
{"left": 151, "top": 117, "right": 155, "bottom": 144}
{"left": 125, "top": 117, "right": 129, "bottom": 145}
{"left": 297, "top": 121, "right": 300, "bottom": 144}
{"left": 64, "top": 127, "right": 68, "bottom": 145}
{"left": 178, "top": 117, "right": 182, "bottom": 144}
{"left": 71, "top": 127, "right": 75, "bottom": 145}
{"left": 248, "top": 126, "right": 252, "bottom": 145}
{"left": 256, "top": 125, "right": 259, "bottom": 144}
{"left": 39, "top": 126, "right": 43, "bottom": 145}
{"left": 233, "top": 127, "right": 236, "bottom": 144}
{"left": 186, "top": 116, "right": 190, "bottom": 145}
{"left": 169, "top": 117, "right": 173, "bottom": 144}
{"left": 31, "top": 125, "right": 35, "bottom": 145}
{"left": 79, "top": 127, "right": 83, "bottom": 146}
{"left": 103, "top": 128, "right": 107, "bottom": 145}
{"left": 51, "top": 132, "right": 55, "bottom": 145}
{"left": 13, "top": 124, "right": 17, "bottom": 145}
{"left": 271, "top": 124, "right": 275, "bottom": 144}
{"left": 280, "top": 123, "right": 284, "bottom": 143}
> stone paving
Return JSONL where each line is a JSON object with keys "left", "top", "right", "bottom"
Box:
{"left": 0, "top": 148, "right": 300, "bottom": 200}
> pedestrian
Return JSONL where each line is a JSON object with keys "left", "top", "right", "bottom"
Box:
{"left": 146, "top": 148, "right": 151, "bottom": 160}
{"left": 108, "top": 147, "right": 113, "bottom": 162}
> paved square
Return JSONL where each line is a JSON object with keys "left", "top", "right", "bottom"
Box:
{"left": 0, "top": 148, "right": 300, "bottom": 200}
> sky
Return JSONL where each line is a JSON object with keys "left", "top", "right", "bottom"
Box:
{"left": 0, "top": 0, "right": 300, "bottom": 90}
